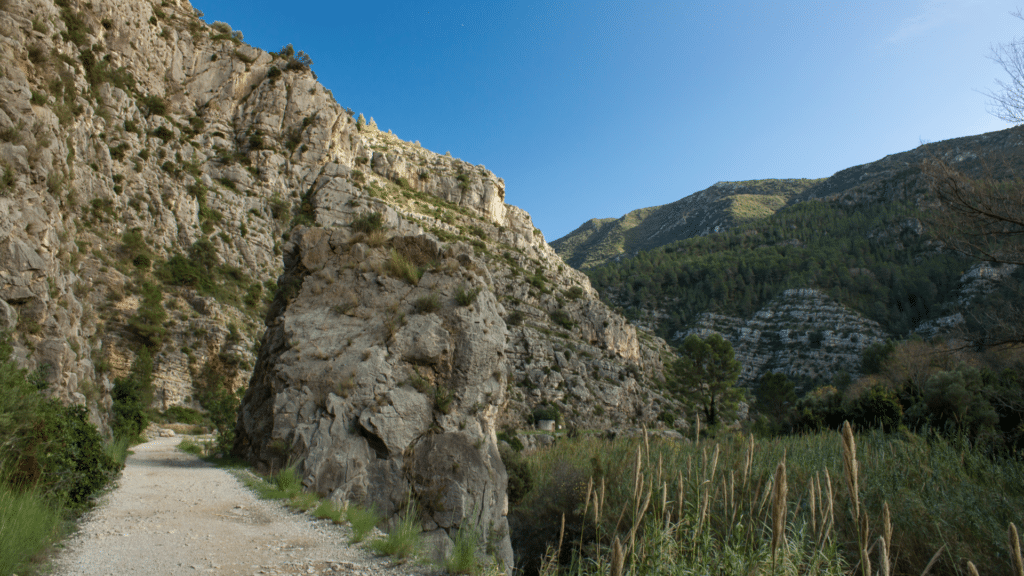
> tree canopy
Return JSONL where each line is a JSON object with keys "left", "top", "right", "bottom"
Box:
{"left": 668, "top": 333, "right": 743, "bottom": 427}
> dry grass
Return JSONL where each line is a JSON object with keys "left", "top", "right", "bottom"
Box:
{"left": 516, "top": 425, "right": 1024, "bottom": 576}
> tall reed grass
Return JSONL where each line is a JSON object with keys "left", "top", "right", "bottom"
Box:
{"left": 0, "top": 479, "right": 64, "bottom": 575}
{"left": 511, "top": 425, "right": 1024, "bottom": 576}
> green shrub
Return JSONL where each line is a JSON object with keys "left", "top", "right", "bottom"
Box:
{"left": 507, "top": 310, "right": 525, "bottom": 326}
{"left": 152, "top": 126, "right": 173, "bottom": 141}
{"left": 111, "top": 348, "right": 154, "bottom": 440}
{"left": 346, "top": 502, "right": 383, "bottom": 543}
{"left": 455, "top": 284, "right": 481, "bottom": 306}
{"left": 177, "top": 438, "right": 205, "bottom": 456}
{"left": 412, "top": 292, "right": 440, "bottom": 314}
{"left": 163, "top": 405, "right": 204, "bottom": 424}
{"left": 138, "top": 94, "right": 166, "bottom": 116}
{"left": 352, "top": 211, "right": 384, "bottom": 233}
{"left": 127, "top": 283, "right": 166, "bottom": 349}
{"left": 548, "top": 310, "right": 575, "bottom": 330}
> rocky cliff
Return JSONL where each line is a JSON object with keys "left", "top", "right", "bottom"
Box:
{"left": 680, "top": 289, "right": 888, "bottom": 389}
{"left": 0, "top": 0, "right": 678, "bottom": 565}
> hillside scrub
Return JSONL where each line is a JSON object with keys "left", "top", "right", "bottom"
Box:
{"left": 587, "top": 199, "right": 969, "bottom": 340}
{"left": 0, "top": 336, "right": 123, "bottom": 572}
{"left": 510, "top": 427, "right": 1024, "bottom": 576}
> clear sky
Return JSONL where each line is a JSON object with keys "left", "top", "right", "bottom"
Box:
{"left": 194, "top": 0, "right": 1021, "bottom": 241}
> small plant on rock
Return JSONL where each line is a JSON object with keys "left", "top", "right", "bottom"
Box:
{"left": 412, "top": 292, "right": 440, "bottom": 314}
{"left": 455, "top": 284, "right": 481, "bottom": 306}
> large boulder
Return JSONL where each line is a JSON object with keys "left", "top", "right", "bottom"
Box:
{"left": 236, "top": 226, "right": 513, "bottom": 570}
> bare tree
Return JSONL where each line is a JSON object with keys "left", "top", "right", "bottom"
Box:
{"left": 923, "top": 159, "right": 1024, "bottom": 347}
{"left": 986, "top": 10, "right": 1024, "bottom": 123}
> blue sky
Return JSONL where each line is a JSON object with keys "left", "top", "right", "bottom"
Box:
{"left": 195, "top": 0, "right": 1021, "bottom": 241}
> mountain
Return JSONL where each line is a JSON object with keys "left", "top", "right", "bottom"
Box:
{"left": 571, "top": 126, "right": 1024, "bottom": 386}
{"left": 551, "top": 178, "right": 823, "bottom": 269}
{"left": 0, "top": 0, "right": 691, "bottom": 566}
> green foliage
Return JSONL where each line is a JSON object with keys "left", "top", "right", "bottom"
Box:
{"left": 564, "top": 286, "right": 585, "bottom": 300}
{"left": 455, "top": 284, "right": 481, "bottom": 306}
{"left": 0, "top": 482, "right": 64, "bottom": 575}
{"left": 352, "top": 211, "right": 384, "bottom": 233}
{"left": 58, "top": 3, "right": 91, "bottom": 45}
{"left": 848, "top": 384, "right": 904, "bottom": 432}
{"left": 507, "top": 310, "right": 525, "bottom": 326}
{"left": 667, "top": 333, "right": 743, "bottom": 427}
{"left": 861, "top": 340, "right": 895, "bottom": 374}
{"left": 369, "top": 500, "right": 422, "bottom": 559}
{"left": 511, "top": 428, "right": 1024, "bottom": 576}
{"left": 446, "top": 521, "right": 481, "bottom": 575}
{"left": 152, "top": 125, "right": 173, "bottom": 141}
{"left": 586, "top": 199, "right": 970, "bottom": 339}
{"left": 548, "top": 309, "right": 575, "bottom": 330}
{"left": 412, "top": 292, "right": 440, "bottom": 314}
{"left": 385, "top": 250, "right": 422, "bottom": 285}
{"left": 498, "top": 442, "right": 532, "bottom": 506}
{"left": 138, "top": 94, "right": 167, "bottom": 116}
{"left": 312, "top": 499, "right": 344, "bottom": 523}
{"left": 194, "top": 359, "right": 242, "bottom": 453}
{"left": 111, "top": 347, "right": 154, "bottom": 440}
{"left": 346, "top": 502, "right": 383, "bottom": 543}
{"left": 127, "top": 282, "right": 166, "bottom": 349}
{"left": 163, "top": 405, "right": 204, "bottom": 425}
{"left": 753, "top": 372, "right": 796, "bottom": 435}
{"left": 1, "top": 336, "right": 120, "bottom": 511}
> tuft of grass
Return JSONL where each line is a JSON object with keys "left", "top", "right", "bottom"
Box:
{"left": 0, "top": 481, "right": 64, "bottom": 576}
{"left": 313, "top": 500, "right": 345, "bottom": 524}
{"left": 177, "top": 438, "right": 205, "bottom": 456}
{"left": 288, "top": 492, "right": 319, "bottom": 512}
{"left": 347, "top": 502, "right": 383, "bottom": 543}
{"left": 446, "top": 522, "right": 481, "bottom": 575}
{"left": 454, "top": 284, "right": 481, "bottom": 306}
{"left": 412, "top": 292, "right": 441, "bottom": 314}
{"left": 385, "top": 250, "right": 422, "bottom": 285}
{"left": 369, "top": 501, "right": 422, "bottom": 559}
{"left": 104, "top": 436, "right": 132, "bottom": 466}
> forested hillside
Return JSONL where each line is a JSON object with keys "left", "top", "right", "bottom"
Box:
{"left": 578, "top": 126, "right": 1024, "bottom": 352}
{"left": 552, "top": 178, "right": 822, "bottom": 269}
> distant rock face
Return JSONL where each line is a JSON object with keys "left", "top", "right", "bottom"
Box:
{"left": 681, "top": 289, "right": 888, "bottom": 389}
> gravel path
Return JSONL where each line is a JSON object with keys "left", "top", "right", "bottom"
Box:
{"left": 52, "top": 437, "right": 437, "bottom": 576}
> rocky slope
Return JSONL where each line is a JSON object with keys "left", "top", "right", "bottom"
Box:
{"left": 680, "top": 289, "right": 888, "bottom": 389}
{"left": 551, "top": 178, "right": 822, "bottom": 269}
{"left": 0, "top": 0, "right": 680, "bottom": 565}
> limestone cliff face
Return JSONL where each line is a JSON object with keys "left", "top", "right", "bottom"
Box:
{"left": 0, "top": 0, "right": 676, "bottom": 565}
{"left": 681, "top": 289, "right": 887, "bottom": 389}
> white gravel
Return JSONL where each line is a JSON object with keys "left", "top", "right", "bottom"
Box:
{"left": 51, "top": 437, "right": 438, "bottom": 576}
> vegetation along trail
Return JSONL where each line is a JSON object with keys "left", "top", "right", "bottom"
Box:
{"left": 52, "top": 437, "right": 431, "bottom": 576}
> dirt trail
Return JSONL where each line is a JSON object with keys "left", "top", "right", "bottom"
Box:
{"left": 52, "top": 437, "right": 433, "bottom": 576}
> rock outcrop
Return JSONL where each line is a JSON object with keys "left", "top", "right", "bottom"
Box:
{"left": 680, "top": 289, "right": 888, "bottom": 389}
